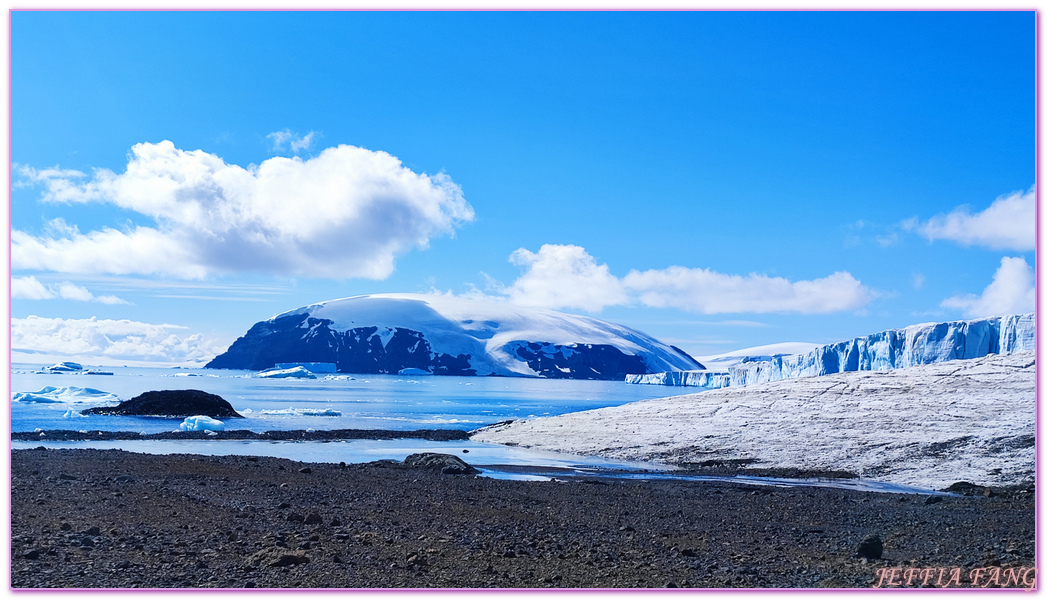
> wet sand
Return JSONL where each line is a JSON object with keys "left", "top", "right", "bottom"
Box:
{"left": 10, "top": 448, "right": 1035, "bottom": 589}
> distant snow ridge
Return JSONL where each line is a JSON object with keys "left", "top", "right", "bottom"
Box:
{"left": 205, "top": 293, "right": 703, "bottom": 380}
{"left": 629, "top": 314, "right": 1034, "bottom": 388}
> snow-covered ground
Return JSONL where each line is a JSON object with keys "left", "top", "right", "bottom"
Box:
{"left": 472, "top": 351, "right": 1035, "bottom": 489}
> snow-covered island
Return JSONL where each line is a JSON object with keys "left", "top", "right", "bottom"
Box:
{"left": 474, "top": 351, "right": 1034, "bottom": 489}
{"left": 206, "top": 293, "right": 703, "bottom": 379}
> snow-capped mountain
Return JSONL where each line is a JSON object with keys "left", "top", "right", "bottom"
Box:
{"left": 205, "top": 293, "right": 703, "bottom": 379}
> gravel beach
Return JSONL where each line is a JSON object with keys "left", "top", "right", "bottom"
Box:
{"left": 10, "top": 448, "right": 1036, "bottom": 589}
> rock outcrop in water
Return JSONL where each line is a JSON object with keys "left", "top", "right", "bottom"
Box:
{"left": 82, "top": 390, "right": 243, "bottom": 419}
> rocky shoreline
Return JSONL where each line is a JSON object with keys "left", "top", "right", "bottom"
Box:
{"left": 11, "top": 448, "right": 1035, "bottom": 589}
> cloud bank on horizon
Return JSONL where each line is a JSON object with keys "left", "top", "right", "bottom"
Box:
{"left": 11, "top": 315, "right": 227, "bottom": 365}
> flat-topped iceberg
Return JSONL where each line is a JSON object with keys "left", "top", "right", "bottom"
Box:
{"left": 12, "top": 386, "right": 119, "bottom": 404}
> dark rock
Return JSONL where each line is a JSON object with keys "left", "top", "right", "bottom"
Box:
{"left": 299, "top": 467, "right": 312, "bottom": 474}
{"left": 925, "top": 495, "right": 944, "bottom": 505}
{"left": 114, "top": 475, "right": 135, "bottom": 483}
{"left": 856, "top": 534, "right": 883, "bottom": 559}
{"left": 23, "top": 549, "right": 42, "bottom": 560}
{"left": 84, "top": 526, "right": 101, "bottom": 536}
{"left": 402, "top": 453, "right": 480, "bottom": 475}
{"left": 941, "top": 481, "right": 992, "bottom": 496}
{"left": 58, "top": 473, "right": 77, "bottom": 481}
{"left": 82, "top": 390, "right": 243, "bottom": 419}
{"left": 304, "top": 513, "right": 322, "bottom": 525}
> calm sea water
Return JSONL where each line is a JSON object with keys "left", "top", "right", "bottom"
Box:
{"left": 10, "top": 363, "right": 679, "bottom": 434}
{"left": 10, "top": 363, "right": 684, "bottom": 474}
{"left": 9, "top": 364, "right": 940, "bottom": 493}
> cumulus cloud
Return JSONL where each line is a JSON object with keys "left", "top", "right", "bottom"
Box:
{"left": 11, "top": 276, "right": 128, "bottom": 304}
{"left": 906, "top": 186, "right": 1035, "bottom": 251}
{"left": 11, "top": 315, "right": 227, "bottom": 364}
{"left": 505, "top": 245, "right": 628, "bottom": 312}
{"left": 623, "top": 268, "right": 870, "bottom": 315}
{"left": 941, "top": 257, "right": 1035, "bottom": 317}
{"left": 13, "top": 140, "right": 473, "bottom": 279}
{"left": 498, "top": 244, "right": 872, "bottom": 315}
{"left": 267, "top": 129, "right": 318, "bottom": 154}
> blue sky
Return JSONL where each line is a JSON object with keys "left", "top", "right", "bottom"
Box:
{"left": 9, "top": 10, "right": 1036, "bottom": 366}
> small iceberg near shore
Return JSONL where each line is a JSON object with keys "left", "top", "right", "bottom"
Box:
{"left": 178, "top": 415, "right": 226, "bottom": 432}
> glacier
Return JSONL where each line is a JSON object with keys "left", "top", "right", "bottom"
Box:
{"left": 628, "top": 313, "right": 1034, "bottom": 388}
{"left": 474, "top": 351, "right": 1036, "bottom": 489}
{"left": 624, "top": 370, "right": 730, "bottom": 388}
{"left": 729, "top": 313, "right": 1034, "bottom": 386}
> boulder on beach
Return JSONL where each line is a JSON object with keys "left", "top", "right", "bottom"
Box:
{"left": 402, "top": 452, "right": 480, "bottom": 475}
{"left": 82, "top": 390, "right": 244, "bottom": 419}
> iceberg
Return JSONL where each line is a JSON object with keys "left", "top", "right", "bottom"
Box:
{"left": 178, "top": 415, "right": 226, "bottom": 431}
{"left": 12, "top": 386, "right": 119, "bottom": 404}
{"left": 44, "top": 362, "right": 83, "bottom": 373}
{"left": 255, "top": 366, "right": 317, "bottom": 379}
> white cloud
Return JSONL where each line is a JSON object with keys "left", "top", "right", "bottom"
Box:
{"left": 907, "top": 186, "right": 1035, "bottom": 251}
{"left": 13, "top": 140, "right": 474, "bottom": 279}
{"left": 497, "top": 244, "right": 872, "bottom": 315}
{"left": 623, "top": 267, "right": 871, "bottom": 315}
{"left": 505, "top": 244, "right": 628, "bottom": 312}
{"left": 11, "top": 276, "right": 54, "bottom": 300}
{"left": 267, "top": 129, "right": 318, "bottom": 154}
{"left": 11, "top": 276, "right": 128, "bottom": 304}
{"left": 941, "top": 256, "right": 1035, "bottom": 317}
{"left": 10, "top": 315, "right": 227, "bottom": 364}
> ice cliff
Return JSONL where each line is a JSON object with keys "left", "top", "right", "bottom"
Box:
{"left": 730, "top": 313, "right": 1034, "bottom": 386}
{"left": 628, "top": 314, "right": 1034, "bottom": 388}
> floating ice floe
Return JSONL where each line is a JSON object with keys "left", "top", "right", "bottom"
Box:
{"left": 63, "top": 409, "right": 88, "bottom": 419}
{"left": 12, "top": 386, "right": 119, "bottom": 404}
{"left": 179, "top": 415, "right": 226, "bottom": 432}
{"left": 255, "top": 366, "right": 317, "bottom": 379}
{"left": 259, "top": 407, "right": 342, "bottom": 417}
{"left": 398, "top": 367, "right": 432, "bottom": 376}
